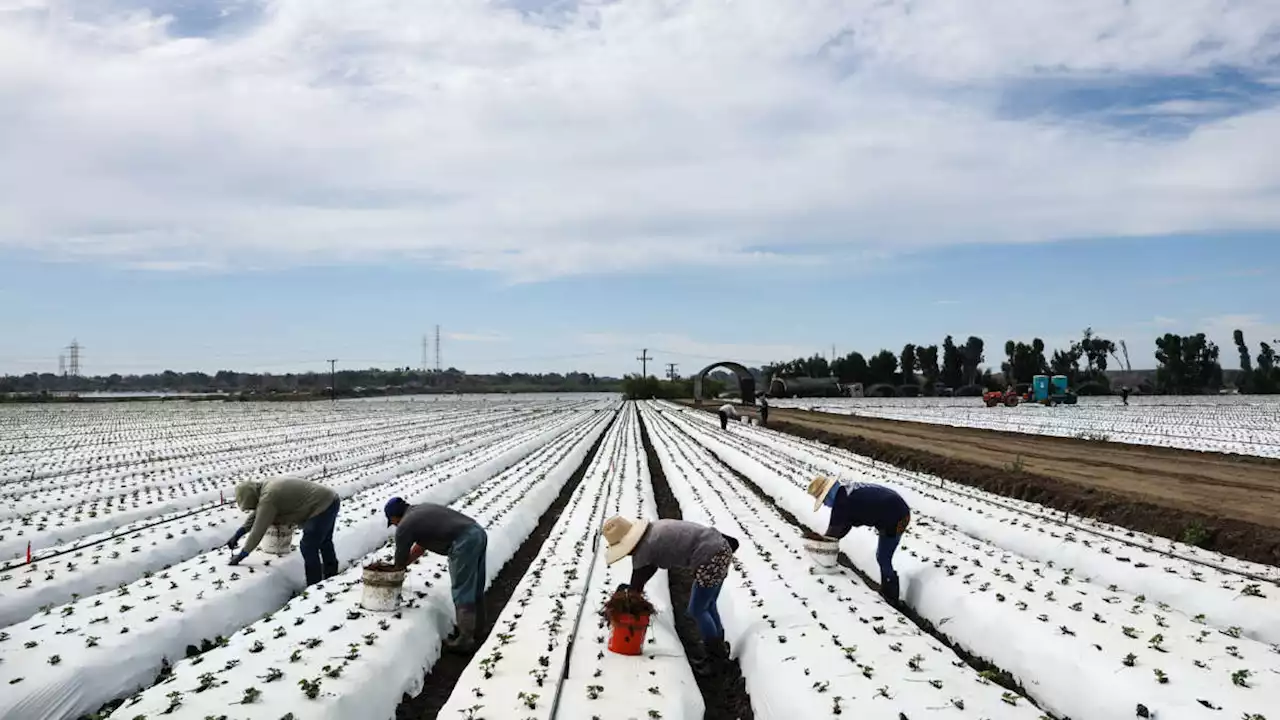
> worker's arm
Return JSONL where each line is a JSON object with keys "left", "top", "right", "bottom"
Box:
{"left": 824, "top": 486, "right": 854, "bottom": 539}
{"left": 629, "top": 564, "right": 659, "bottom": 593}
{"left": 238, "top": 500, "right": 278, "bottom": 556}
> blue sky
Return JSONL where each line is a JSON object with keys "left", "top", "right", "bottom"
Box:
{"left": 2, "top": 1, "right": 1280, "bottom": 376}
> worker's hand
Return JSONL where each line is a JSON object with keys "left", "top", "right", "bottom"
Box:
{"left": 226, "top": 537, "right": 239, "bottom": 551}
{"left": 228, "top": 551, "right": 248, "bottom": 566}
{"left": 615, "top": 583, "right": 630, "bottom": 594}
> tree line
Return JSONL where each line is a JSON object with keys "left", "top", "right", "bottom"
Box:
{"left": 0, "top": 367, "right": 622, "bottom": 401}
{"left": 767, "top": 328, "right": 1280, "bottom": 395}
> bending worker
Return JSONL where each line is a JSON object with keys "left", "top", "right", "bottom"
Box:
{"left": 717, "top": 402, "right": 738, "bottom": 430}
{"left": 602, "top": 515, "right": 739, "bottom": 676}
{"left": 385, "top": 497, "right": 488, "bottom": 653}
{"left": 226, "top": 478, "right": 341, "bottom": 586}
{"left": 806, "top": 476, "right": 910, "bottom": 606}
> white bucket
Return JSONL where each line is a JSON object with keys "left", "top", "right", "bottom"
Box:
{"left": 802, "top": 538, "right": 841, "bottom": 575}
{"left": 261, "top": 525, "right": 295, "bottom": 556}
{"left": 360, "top": 564, "right": 406, "bottom": 612}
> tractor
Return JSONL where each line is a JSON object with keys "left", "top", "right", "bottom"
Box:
{"left": 984, "top": 389, "right": 1020, "bottom": 407}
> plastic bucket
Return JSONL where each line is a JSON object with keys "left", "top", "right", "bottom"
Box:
{"left": 261, "top": 525, "right": 294, "bottom": 556}
{"left": 360, "top": 564, "right": 406, "bottom": 612}
{"left": 607, "top": 612, "right": 651, "bottom": 655}
{"left": 803, "top": 538, "right": 841, "bottom": 574}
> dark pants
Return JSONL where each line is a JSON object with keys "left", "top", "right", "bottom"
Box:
{"left": 718, "top": 411, "right": 729, "bottom": 430}
{"left": 759, "top": 408, "right": 768, "bottom": 426}
{"left": 300, "top": 498, "right": 340, "bottom": 585}
{"left": 688, "top": 583, "right": 724, "bottom": 640}
{"left": 449, "top": 524, "right": 488, "bottom": 629}
{"left": 876, "top": 513, "right": 910, "bottom": 602}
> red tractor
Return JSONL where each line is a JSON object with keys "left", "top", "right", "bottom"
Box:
{"left": 983, "top": 389, "right": 1020, "bottom": 407}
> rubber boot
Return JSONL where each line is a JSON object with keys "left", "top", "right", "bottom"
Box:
{"left": 322, "top": 560, "right": 339, "bottom": 580}
{"left": 880, "top": 575, "right": 901, "bottom": 607}
{"left": 444, "top": 606, "right": 477, "bottom": 653}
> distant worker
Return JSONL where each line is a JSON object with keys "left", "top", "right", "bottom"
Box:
{"left": 602, "top": 515, "right": 739, "bottom": 676}
{"left": 227, "top": 478, "right": 340, "bottom": 585}
{"left": 385, "top": 498, "right": 488, "bottom": 653}
{"left": 1121, "top": 386, "right": 1130, "bottom": 405}
{"left": 806, "top": 476, "right": 910, "bottom": 606}
{"left": 758, "top": 395, "right": 770, "bottom": 427}
{"left": 718, "top": 402, "right": 738, "bottom": 430}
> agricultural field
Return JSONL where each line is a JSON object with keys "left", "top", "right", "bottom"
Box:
{"left": 1, "top": 396, "right": 1277, "bottom": 720}
{"left": 770, "top": 396, "right": 1280, "bottom": 458}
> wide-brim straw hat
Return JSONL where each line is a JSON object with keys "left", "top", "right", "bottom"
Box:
{"left": 602, "top": 515, "right": 649, "bottom": 566}
{"left": 807, "top": 476, "right": 837, "bottom": 512}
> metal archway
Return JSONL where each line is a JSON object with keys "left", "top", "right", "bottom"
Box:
{"left": 693, "top": 361, "right": 756, "bottom": 406}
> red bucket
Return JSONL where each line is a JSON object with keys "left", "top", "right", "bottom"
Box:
{"left": 607, "top": 612, "right": 651, "bottom": 655}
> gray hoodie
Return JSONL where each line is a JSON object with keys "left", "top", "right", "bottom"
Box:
{"left": 236, "top": 479, "right": 338, "bottom": 554}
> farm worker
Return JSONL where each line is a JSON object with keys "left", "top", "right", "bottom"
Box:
{"left": 602, "top": 515, "right": 739, "bottom": 676}
{"left": 385, "top": 497, "right": 488, "bottom": 653}
{"left": 806, "top": 476, "right": 910, "bottom": 606}
{"left": 1121, "top": 386, "right": 1130, "bottom": 405}
{"left": 717, "top": 403, "right": 738, "bottom": 430}
{"left": 758, "top": 395, "right": 769, "bottom": 427}
{"left": 226, "top": 478, "right": 341, "bottom": 586}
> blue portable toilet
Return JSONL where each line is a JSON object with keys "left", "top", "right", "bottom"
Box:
{"left": 1032, "top": 375, "right": 1050, "bottom": 402}
{"left": 1051, "top": 375, "right": 1069, "bottom": 396}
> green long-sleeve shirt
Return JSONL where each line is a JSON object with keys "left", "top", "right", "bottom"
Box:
{"left": 235, "top": 479, "right": 338, "bottom": 554}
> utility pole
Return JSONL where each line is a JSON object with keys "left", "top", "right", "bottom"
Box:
{"left": 666, "top": 363, "right": 678, "bottom": 381}
{"left": 327, "top": 359, "right": 338, "bottom": 401}
{"left": 637, "top": 349, "right": 652, "bottom": 378}
{"left": 421, "top": 335, "right": 429, "bottom": 375}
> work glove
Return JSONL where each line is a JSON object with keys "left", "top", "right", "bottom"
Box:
{"left": 226, "top": 537, "right": 239, "bottom": 551}
{"left": 228, "top": 551, "right": 248, "bottom": 566}
{"left": 615, "top": 583, "right": 629, "bottom": 593}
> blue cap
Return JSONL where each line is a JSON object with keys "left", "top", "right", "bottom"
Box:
{"left": 384, "top": 497, "right": 409, "bottom": 526}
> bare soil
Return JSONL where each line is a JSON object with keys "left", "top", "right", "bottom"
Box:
{"left": 688, "top": 403, "right": 1280, "bottom": 567}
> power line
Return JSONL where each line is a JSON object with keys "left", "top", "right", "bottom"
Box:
{"left": 636, "top": 348, "right": 651, "bottom": 378}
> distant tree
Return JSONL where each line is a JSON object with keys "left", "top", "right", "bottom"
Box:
{"left": 867, "top": 350, "right": 899, "bottom": 386}
{"left": 831, "top": 352, "right": 869, "bottom": 386}
{"left": 1050, "top": 346, "right": 1083, "bottom": 385}
{"left": 1234, "top": 329, "right": 1254, "bottom": 393}
{"left": 915, "top": 344, "right": 941, "bottom": 391}
{"left": 1001, "top": 338, "right": 1049, "bottom": 385}
{"left": 900, "top": 344, "right": 918, "bottom": 386}
{"left": 961, "top": 336, "right": 985, "bottom": 386}
{"left": 941, "top": 335, "right": 964, "bottom": 388}
{"left": 1155, "top": 333, "right": 1222, "bottom": 394}
{"left": 1078, "top": 327, "right": 1117, "bottom": 378}
{"left": 1256, "top": 342, "right": 1278, "bottom": 394}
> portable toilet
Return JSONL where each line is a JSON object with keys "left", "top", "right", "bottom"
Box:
{"left": 1050, "top": 375, "right": 1069, "bottom": 396}
{"left": 1031, "top": 375, "right": 1050, "bottom": 402}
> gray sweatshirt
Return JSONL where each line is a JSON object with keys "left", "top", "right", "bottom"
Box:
{"left": 236, "top": 479, "right": 338, "bottom": 554}
{"left": 631, "top": 519, "right": 728, "bottom": 573}
{"left": 394, "top": 503, "right": 480, "bottom": 566}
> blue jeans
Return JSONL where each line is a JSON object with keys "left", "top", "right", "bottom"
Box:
{"left": 688, "top": 582, "right": 724, "bottom": 641}
{"left": 448, "top": 524, "right": 488, "bottom": 609}
{"left": 876, "top": 531, "right": 901, "bottom": 585}
{"left": 299, "top": 498, "right": 340, "bottom": 585}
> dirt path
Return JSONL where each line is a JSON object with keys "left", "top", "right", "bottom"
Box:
{"left": 686, "top": 403, "right": 1280, "bottom": 567}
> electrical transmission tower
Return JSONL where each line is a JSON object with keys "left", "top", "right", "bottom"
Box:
{"left": 434, "top": 325, "right": 442, "bottom": 372}
{"left": 66, "top": 340, "right": 82, "bottom": 377}
{"left": 666, "top": 363, "right": 678, "bottom": 381}
{"left": 327, "top": 359, "right": 338, "bottom": 401}
{"left": 58, "top": 355, "right": 66, "bottom": 377}
{"left": 637, "top": 348, "right": 652, "bottom": 378}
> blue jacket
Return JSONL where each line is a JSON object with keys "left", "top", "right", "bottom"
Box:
{"left": 824, "top": 482, "right": 909, "bottom": 538}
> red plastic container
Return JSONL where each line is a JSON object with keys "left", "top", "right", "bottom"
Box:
{"left": 607, "top": 612, "right": 651, "bottom": 655}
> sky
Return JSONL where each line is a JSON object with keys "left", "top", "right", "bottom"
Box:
{"left": 2, "top": 0, "right": 1280, "bottom": 377}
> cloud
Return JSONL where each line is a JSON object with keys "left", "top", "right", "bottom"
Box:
{"left": 3, "top": 1, "right": 1280, "bottom": 280}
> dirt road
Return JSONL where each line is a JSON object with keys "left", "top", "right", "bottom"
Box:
{"left": 689, "top": 403, "right": 1280, "bottom": 566}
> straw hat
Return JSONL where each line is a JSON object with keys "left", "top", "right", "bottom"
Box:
{"left": 806, "top": 475, "right": 837, "bottom": 512}
{"left": 602, "top": 515, "right": 649, "bottom": 566}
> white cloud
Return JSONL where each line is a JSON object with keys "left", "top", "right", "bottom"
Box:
{"left": 2, "top": 0, "right": 1280, "bottom": 279}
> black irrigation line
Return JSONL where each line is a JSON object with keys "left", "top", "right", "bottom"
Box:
{"left": 395, "top": 408, "right": 617, "bottom": 720}
{"left": 662, "top": 411, "right": 1052, "bottom": 715}
{"left": 636, "top": 410, "right": 756, "bottom": 720}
